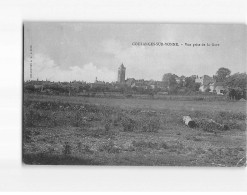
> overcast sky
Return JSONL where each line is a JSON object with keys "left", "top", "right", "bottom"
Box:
{"left": 24, "top": 23, "right": 246, "bottom": 82}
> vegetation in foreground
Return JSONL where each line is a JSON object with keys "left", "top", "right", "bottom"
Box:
{"left": 23, "top": 97, "right": 246, "bottom": 166}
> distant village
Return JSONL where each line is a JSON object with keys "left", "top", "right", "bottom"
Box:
{"left": 24, "top": 63, "right": 246, "bottom": 99}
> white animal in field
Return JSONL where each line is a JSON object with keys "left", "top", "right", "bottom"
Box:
{"left": 183, "top": 116, "right": 196, "bottom": 128}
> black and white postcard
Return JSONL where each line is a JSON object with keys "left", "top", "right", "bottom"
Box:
{"left": 23, "top": 23, "right": 246, "bottom": 166}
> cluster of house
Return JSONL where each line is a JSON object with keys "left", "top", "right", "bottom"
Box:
{"left": 92, "top": 63, "right": 165, "bottom": 91}
{"left": 93, "top": 75, "right": 225, "bottom": 95}
{"left": 195, "top": 75, "right": 225, "bottom": 95}
{"left": 125, "top": 75, "right": 225, "bottom": 95}
{"left": 116, "top": 64, "right": 225, "bottom": 94}
{"left": 93, "top": 77, "right": 164, "bottom": 90}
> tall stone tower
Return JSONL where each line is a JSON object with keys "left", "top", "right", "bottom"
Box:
{"left": 117, "top": 63, "right": 126, "bottom": 83}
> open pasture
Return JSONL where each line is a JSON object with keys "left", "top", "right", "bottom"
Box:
{"left": 24, "top": 94, "right": 246, "bottom": 114}
{"left": 23, "top": 94, "right": 246, "bottom": 166}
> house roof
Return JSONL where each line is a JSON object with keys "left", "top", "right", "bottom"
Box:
{"left": 214, "top": 82, "right": 225, "bottom": 87}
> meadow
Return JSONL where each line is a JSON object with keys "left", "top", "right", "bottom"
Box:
{"left": 23, "top": 94, "right": 246, "bottom": 166}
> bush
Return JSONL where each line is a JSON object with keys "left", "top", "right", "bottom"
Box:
{"left": 224, "top": 121, "right": 241, "bottom": 130}
{"left": 161, "top": 142, "right": 169, "bottom": 149}
{"left": 121, "top": 117, "right": 136, "bottom": 132}
{"left": 103, "top": 118, "right": 112, "bottom": 131}
{"left": 24, "top": 109, "right": 46, "bottom": 127}
{"left": 72, "top": 111, "right": 90, "bottom": 127}
{"left": 63, "top": 142, "right": 71, "bottom": 156}
{"left": 76, "top": 142, "right": 93, "bottom": 153}
{"left": 194, "top": 118, "right": 226, "bottom": 132}
{"left": 104, "top": 122, "right": 110, "bottom": 131}
{"left": 120, "top": 114, "right": 161, "bottom": 133}
{"left": 139, "top": 116, "right": 161, "bottom": 133}
{"left": 99, "top": 140, "right": 121, "bottom": 153}
{"left": 217, "top": 111, "right": 246, "bottom": 121}
{"left": 111, "top": 113, "right": 123, "bottom": 126}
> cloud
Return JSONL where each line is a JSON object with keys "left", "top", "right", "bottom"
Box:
{"left": 24, "top": 24, "right": 246, "bottom": 82}
{"left": 112, "top": 43, "right": 225, "bottom": 80}
{"left": 24, "top": 54, "right": 116, "bottom": 82}
{"left": 113, "top": 45, "right": 180, "bottom": 80}
{"left": 101, "top": 39, "right": 123, "bottom": 55}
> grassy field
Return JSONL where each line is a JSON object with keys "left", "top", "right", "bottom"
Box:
{"left": 23, "top": 94, "right": 246, "bottom": 166}
{"left": 24, "top": 94, "right": 246, "bottom": 114}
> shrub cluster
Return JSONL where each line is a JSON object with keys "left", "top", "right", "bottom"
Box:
{"left": 24, "top": 100, "right": 163, "bottom": 134}
{"left": 120, "top": 114, "right": 161, "bottom": 133}
{"left": 99, "top": 140, "right": 121, "bottom": 153}
{"left": 217, "top": 111, "right": 246, "bottom": 121}
{"left": 121, "top": 117, "right": 136, "bottom": 132}
{"left": 140, "top": 116, "right": 161, "bottom": 133}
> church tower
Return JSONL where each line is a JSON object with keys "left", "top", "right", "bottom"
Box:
{"left": 117, "top": 63, "right": 126, "bottom": 84}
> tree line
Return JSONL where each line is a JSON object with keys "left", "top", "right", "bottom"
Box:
{"left": 162, "top": 67, "right": 247, "bottom": 99}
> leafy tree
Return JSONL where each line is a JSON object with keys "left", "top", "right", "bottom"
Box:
{"left": 162, "top": 73, "right": 178, "bottom": 91}
{"left": 79, "top": 85, "right": 90, "bottom": 92}
{"left": 227, "top": 87, "right": 244, "bottom": 100}
{"left": 178, "top": 78, "right": 184, "bottom": 88}
{"left": 215, "top": 67, "right": 231, "bottom": 82}
{"left": 194, "top": 83, "right": 201, "bottom": 91}
{"left": 184, "top": 76, "right": 200, "bottom": 92}
{"left": 184, "top": 77, "right": 194, "bottom": 88}
{"left": 225, "top": 72, "right": 247, "bottom": 90}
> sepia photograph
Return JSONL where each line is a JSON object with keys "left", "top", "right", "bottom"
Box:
{"left": 23, "top": 22, "right": 246, "bottom": 166}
